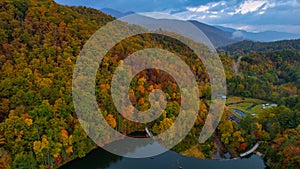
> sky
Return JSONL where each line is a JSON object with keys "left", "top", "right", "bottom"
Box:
{"left": 54, "top": 0, "right": 300, "bottom": 35}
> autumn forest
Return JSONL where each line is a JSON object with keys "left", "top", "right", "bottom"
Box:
{"left": 0, "top": 0, "right": 299, "bottom": 169}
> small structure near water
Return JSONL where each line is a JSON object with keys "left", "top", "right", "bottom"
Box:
{"left": 262, "top": 103, "right": 278, "bottom": 109}
{"left": 145, "top": 127, "right": 153, "bottom": 137}
{"left": 218, "top": 94, "right": 227, "bottom": 99}
{"left": 240, "top": 142, "right": 260, "bottom": 158}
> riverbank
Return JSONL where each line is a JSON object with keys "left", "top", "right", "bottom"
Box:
{"left": 177, "top": 131, "right": 240, "bottom": 161}
{"left": 58, "top": 129, "right": 268, "bottom": 169}
{"left": 59, "top": 96, "right": 272, "bottom": 168}
{"left": 60, "top": 142, "right": 266, "bottom": 169}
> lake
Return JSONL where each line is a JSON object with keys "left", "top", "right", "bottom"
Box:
{"left": 232, "top": 108, "right": 246, "bottom": 117}
{"left": 60, "top": 141, "right": 266, "bottom": 169}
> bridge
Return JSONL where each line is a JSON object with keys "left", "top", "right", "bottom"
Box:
{"left": 145, "top": 127, "right": 153, "bottom": 137}
{"left": 240, "top": 142, "right": 260, "bottom": 157}
{"left": 126, "top": 127, "right": 153, "bottom": 138}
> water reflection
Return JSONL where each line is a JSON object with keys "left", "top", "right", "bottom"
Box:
{"left": 61, "top": 141, "right": 266, "bottom": 169}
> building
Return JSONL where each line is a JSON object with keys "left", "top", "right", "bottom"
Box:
{"left": 262, "top": 103, "right": 278, "bottom": 109}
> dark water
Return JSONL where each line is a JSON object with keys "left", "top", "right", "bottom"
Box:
{"left": 246, "top": 104, "right": 257, "bottom": 111}
{"left": 60, "top": 142, "right": 266, "bottom": 169}
{"left": 232, "top": 108, "right": 246, "bottom": 117}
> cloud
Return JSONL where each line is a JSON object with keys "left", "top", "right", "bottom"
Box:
{"left": 171, "top": 0, "right": 300, "bottom": 34}
{"left": 234, "top": 0, "right": 274, "bottom": 14}
{"left": 186, "top": 1, "right": 225, "bottom": 13}
{"left": 187, "top": 5, "right": 210, "bottom": 12}
{"left": 232, "top": 31, "right": 245, "bottom": 39}
{"left": 54, "top": 0, "right": 300, "bottom": 35}
{"left": 180, "top": 0, "right": 278, "bottom": 19}
{"left": 219, "top": 24, "right": 300, "bottom": 34}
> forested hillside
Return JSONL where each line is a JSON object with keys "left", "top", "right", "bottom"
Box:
{"left": 0, "top": 0, "right": 299, "bottom": 169}
{"left": 0, "top": 0, "right": 114, "bottom": 168}
{"left": 222, "top": 49, "right": 299, "bottom": 106}
{"left": 0, "top": 0, "right": 213, "bottom": 168}
{"left": 218, "top": 39, "right": 300, "bottom": 54}
{"left": 219, "top": 44, "right": 300, "bottom": 168}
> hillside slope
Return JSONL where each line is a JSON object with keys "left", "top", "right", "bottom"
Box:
{"left": 188, "top": 20, "right": 241, "bottom": 47}
{"left": 0, "top": 0, "right": 113, "bottom": 168}
{"left": 218, "top": 39, "right": 300, "bottom": 54}
{"left": 0, "top": 1, "right": 299, "bottom": 169}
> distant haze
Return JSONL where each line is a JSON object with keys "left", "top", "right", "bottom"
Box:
{"left": 55, "top": 0, "right": 300, "bottom": 36}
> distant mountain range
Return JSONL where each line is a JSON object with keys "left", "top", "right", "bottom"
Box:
{"left": 187, "top": 20, "right": 241, "bottom": 47}
{"left": 218, "top": 39, "right": 300, "bottom": 54}
{"left": 100, "top": 8, "right": 135, "bottom": 19}
{"left": 100, "top": 8, "right": 300, "bottom": 47}
{"left": 215, "top": 26, "right": 300, "bottom": 43}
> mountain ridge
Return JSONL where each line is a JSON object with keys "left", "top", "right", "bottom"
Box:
{"left": 216, "top": 25, "right": 300, "bottom": 42}
{"left": 100, "top": 8, "right": 300, "bottom": 45}
{"left": 218, "top": 39, "right": 300, "bottom": 54}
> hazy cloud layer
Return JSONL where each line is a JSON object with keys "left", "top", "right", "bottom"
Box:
{"left": 55, "top": 0, "right": 300, "bottom": 34}
{"left": 172, "top": 0, "right": 300, "bottom": 34}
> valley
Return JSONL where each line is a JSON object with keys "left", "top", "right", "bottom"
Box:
{"left": 0, "top": 0, "right": 299, "bottom": 169}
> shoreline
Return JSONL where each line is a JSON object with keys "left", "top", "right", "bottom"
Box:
{"left": 59, "top": 130, "right": 266, "bottom": 168}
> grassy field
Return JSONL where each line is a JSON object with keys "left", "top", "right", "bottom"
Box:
{"left": 226, "top": 96, "right": 266, "bottom": 105}
{"left": 250, "top": 104, "right": 264, "bottom": 114}
{"left": 226, "top": 96, "right": 268, "bottom": 115}
{"left": 181, "top": 145, "right": 205, "bottom": 159}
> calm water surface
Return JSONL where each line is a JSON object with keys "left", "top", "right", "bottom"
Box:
{"left": 61, "top": 141, "right": 266, "bottom": 169}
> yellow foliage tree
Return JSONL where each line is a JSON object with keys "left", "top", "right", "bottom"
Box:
{"left": 105, "top": 114, "right": 117, "bottom": 129}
